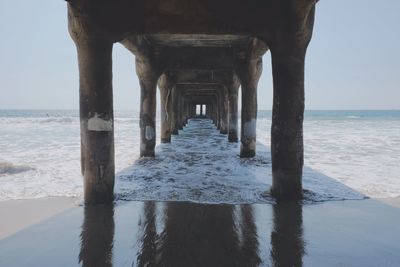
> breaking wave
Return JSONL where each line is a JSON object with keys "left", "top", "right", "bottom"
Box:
{"left": 1, "top": 110, "right": 399, "bottom": 202}
{"left": 0, "top": 162, "right": 35, "bottom": 175}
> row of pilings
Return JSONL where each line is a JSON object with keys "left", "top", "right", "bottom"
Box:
{"left": 67, "top": 1, "right": 318, "bottom": 204}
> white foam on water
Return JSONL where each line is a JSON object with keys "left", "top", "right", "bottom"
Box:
{"left": 257, "top": 116, "right": 400, "bottom": 199}
{"left": 0, "top": 162, "right": 35, "bottom": 175}
{"left": 0, "top": 111, "right": 399, "bottom": 202}
{"left": 116, "top": 119, "right": 365, "bottom": 204}
{"left": 310, "top": 118, "right": 400, "bottom": 199}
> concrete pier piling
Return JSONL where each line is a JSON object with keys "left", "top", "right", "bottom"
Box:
{"left": 171, "top": 86, "right": 179, "bottom": 135}
{"left": 68, "top": 0, "right": 317, "bottom": 203}
{"left": 177, "top": 91, "right": 184, "bottom": 130}
{"left": 75, "top": 39, "right": 115, "bottom": 204}
{"left": 238, "top": 57, "right": 263, "bottom": 158}
{"left": 228, "top": 80, "right": 240, "bottom": 142}
{"left": 158, "top": 74, "right": 174, "bottom": 143}
{"left": 270, "top": 47, "right": 308, "bottom": 200}
{"left": 219, "top": 88, "right": 229, "bottom": 135}
{"left": 136, "top": 59, "right": 158, "bottom": 157}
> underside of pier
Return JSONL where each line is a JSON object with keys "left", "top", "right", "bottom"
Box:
{"left": 67, "top": 0, "right": 318, "bottom": 204}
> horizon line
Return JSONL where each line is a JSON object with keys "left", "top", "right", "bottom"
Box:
{"left": 1, "top": 108, "right": 400, "bottom": 111}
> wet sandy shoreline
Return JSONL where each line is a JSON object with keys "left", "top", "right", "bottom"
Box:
{"left": 0, "top": 197, "right": 77, "bottom": 240}
{"left": 0, "top": 197, "right": 399, "bottom": 266}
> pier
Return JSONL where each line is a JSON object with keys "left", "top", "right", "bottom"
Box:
{"left": 67, "top": 0, "right": 317, "bottom": 204}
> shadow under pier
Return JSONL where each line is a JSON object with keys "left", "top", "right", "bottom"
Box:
{"left": 115, "top": 118, "right": 366, "bottom": 204}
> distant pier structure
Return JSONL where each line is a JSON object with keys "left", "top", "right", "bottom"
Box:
{"left": 67, "top": 0, "right": 317, "bottom": 204}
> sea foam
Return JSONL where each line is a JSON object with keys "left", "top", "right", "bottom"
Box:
{"left": 0, "top": 110, "right": 399, "bottom": 202}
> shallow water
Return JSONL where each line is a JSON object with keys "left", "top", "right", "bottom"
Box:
{"left": 0, "top": 109, "right": 399, "bottom": 202}
{"left": 1, "top": 199, "right": 399, "bottom": 267}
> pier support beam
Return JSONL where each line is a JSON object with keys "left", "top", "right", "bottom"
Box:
{"left": 220, "top": 88, "right": 229, "bottom": 134}
{"left": 238, "top": 56, "right": 262, "bottom": 158}
{"left": 178, "top": 92, "right": 184, "bottom": 130}
{"left": 206, "top": 104, "right": 210, "bottom": 118}
{"left": 183, "top": 98, "right": 189, "bottom": 126}
{"left": 171, "top": 86, "right": 179, "bottom": 135}
{"left": 183, "top": 101, "right": 187, "bottom": 125}
{"left": 158, "top": 74, "right": 174, "bottom": 143}
{"left": 216, "top": 92, "right": 221, "bottom": 130}
{"left": 137, "top": 58, "right": 159, "bottom": 157}
{"left": 228, "top": 78, "right": 240, "bottom": 142}
{"left": 191, "top": 104, "right": 196, "bottom": 119}
{"left": 213, "top": 97, "right": 219, "bottom": 127}
{"left": 76, "top": 39, "right": 115, "bottom": 204}
{"left": 270, "top": 47, "right": 307, "bottom": 200}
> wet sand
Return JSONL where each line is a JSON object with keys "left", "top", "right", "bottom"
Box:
{"left": 377, "top": 196, "right": 400, "bottom": 208}
{"left": 0, "top": 197, "right": 399, "bottom": 267}
{"left": 0, "top": 197, "right": 77, "bottom": 240}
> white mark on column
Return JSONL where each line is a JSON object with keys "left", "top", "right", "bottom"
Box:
{"left": 145, "top": 126, "right": 155, "bottom": 140}
{"left": 243, "top": 119, "right": 256, "bottom": 138}
{"left": 88, "top": 113, "right": 113, "bottom": 132}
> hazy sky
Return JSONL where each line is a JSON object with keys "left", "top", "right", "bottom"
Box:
{"left": 0, "top": 0, "right": 399, "bottom": 110}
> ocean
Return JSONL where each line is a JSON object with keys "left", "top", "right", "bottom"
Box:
{"left": 0, "top": 109, "right": 399, "bottom": 203}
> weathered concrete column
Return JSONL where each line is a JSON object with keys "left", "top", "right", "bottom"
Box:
{"left": 158, "top": 74, "right": 174, "bottom": 143}
{"left": 228, "top": 89, "right": 238, "bottom": 142}
{"left": 184, "top": 101, "right": 189, "bottom": 125}
{"left": 136, "top": 57, "right": 159, "bottom": 157}
{"left": 171, "top": 86, "right": 179, "bottom": 135}
{"left": 191, "top": 104, "right": 196, "bottom": 118}
{"left": 238, "top": 57, "right": 262, "bottom": 158}
{"left": 228, "top": 79, "right": 240, "bottom": 142}
{"left": 178, "top": 92, "right": 184, "bottom": 130}
{"left": 212, "top": 97, "right": 219, "bottom": 126}
{"left": 187, "top": 103, "right": 191, "bottom": 121}
{"left": 216, "top": 93, "right": 221, "bottom": 130}
{"left": 183, "top": 102, "right": 187, "bottom": 124}
{"left": 261, "top": 3, "right": 315, "bottom": 201}
{"left": 76, "top": 39, "right": 115, "bottom": 204}
{"left": 205, "top": 104, "right": 210, "bottom": 118}
{"left": 270, "top": 47, "right": 307, "bottom": 200}
{"left": 220, "top": 88, "right": 229, "bottom": 134}
{"left": 185, "top": 101, "right": 188, "bottom": 124}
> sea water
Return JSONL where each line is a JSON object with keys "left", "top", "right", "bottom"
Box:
{"left": 0, "top": 109, "right": 399, "bottom": 202}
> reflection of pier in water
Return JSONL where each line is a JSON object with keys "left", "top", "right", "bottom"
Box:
{"left": 1, "top": 197, "right": 399, "bottom": 266}
{"left": 79, "top": 202, "right": 304, "bottom": 266}
{"left": 79, "top": 204, "right": 114, "bottom": 267}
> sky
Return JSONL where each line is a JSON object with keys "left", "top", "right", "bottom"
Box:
{"left": 0, "top": 0, "right": 399, "bottom": 110}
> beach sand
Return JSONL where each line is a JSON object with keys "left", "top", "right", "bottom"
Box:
{"left": 0, "top": 197, "right": 77, "bottom": 240}
{"left": 0, "top": 197, "right": 399, "bottom": 266}
{"left": 377, "top": 196, "right": 400, "bottom": 208}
